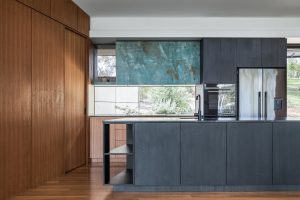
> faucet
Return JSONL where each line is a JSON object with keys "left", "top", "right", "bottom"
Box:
{"left": 194, "top": 94, "right": 202, "bottom": 121}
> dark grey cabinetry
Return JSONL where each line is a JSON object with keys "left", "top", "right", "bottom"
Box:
{"left": 227, "top": 122, "right": 273, "bottom": 185}
{"left": 202, "top": 38, "right": 286, "bottom": 84}
{"left": 181, "top": 123, "right": 226, "bottom": 185}
{"left": 236, "top": 38, "right": 286, "bottom": 68}
{"left": 202, "top": 38, "right": 237, "bottom": 84}
{"left": 273, "top": 122, "right": 300, "bottom": 185}
{"left": 236, "top": 38, "right": 261, "bottom": 67}
{"left": 261, "top": 38, "right": 287, "bottom": 68}
{"left": 134, "top": 123, "right": 180, "bottom": 186}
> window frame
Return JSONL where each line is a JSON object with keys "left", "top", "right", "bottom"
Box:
{"left": 287, "top": 44, "right": 300, "bottom": 117}
{"left": 93, "top": 45, "right": 117, "bottom": 84}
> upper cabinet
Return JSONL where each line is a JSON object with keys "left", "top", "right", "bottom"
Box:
{"left": 261, "top": 38, "right": 287, "bottom": 68}
{"left": 51, "top": 0, "right": 90, "bottom": 35}
{"left": 202, "top": 38, "right": 237, "bottom": 84}
{"left": 77, "top": 7, "right": 90, "bottom": 36}
{"left": 51, "top": 0, "right": 78, "bottom": 30}
{"left": 17, "top": 0, "right": 51, "bottom": 16}
{"left": 202, "top": 38, "right": 287, "bottom": 83}
{"left": 18, "top": 0, "right": 90, "bottom": 36}
{"left": 236, "top": 38, "right": 286, "bottom": 68}
{"left": 236, "top": 38, "right": 261, "bottom": 67}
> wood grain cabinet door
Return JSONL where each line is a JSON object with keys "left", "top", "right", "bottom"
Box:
{"left": 77, "top": 7, "right": 90, "bottom": 36}
{"left": 51, "top": 0, "right": 78, "bottom": 29}
{"left": 181, "top": 123, "right": 226, "bottom": 185}
{"left": 31, "top": 11, "right": 65, "bottom": 187}
{"left": 65, "top": 30, "right": 86, "bottom": 172}
{"left": 0, "top": 0, "right": 32, "bottom": 199}
{"left": 17, "top": 0, "right": 51, "bottom": 16}
{"left": 134, "top": 123, "right": 181, "bottom": 186}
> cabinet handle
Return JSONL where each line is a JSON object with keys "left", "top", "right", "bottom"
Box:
{"left": 258, "top": 92, "right": 261, "bottom": 118}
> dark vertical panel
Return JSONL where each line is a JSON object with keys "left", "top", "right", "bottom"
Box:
{"left": 103, "top": 124, "right": 110, "bottom": 184}
{"left": 181, "top": 123, "right": 226, "bottom": 185}
{"left": 31, "top": 11, "right": 65, "bottom": 187}
{"left": 273, "top": 122, "right": 300, "bottom": 184}
{"left": 220, "top": 38, "right": 237, "bottom": 83}
{"left": 227, "top": 122, "right": 273, "bottom": 185}
{"left": 134, "top": 123, "right": 180, "bottom": 186}
{"left": 202, "top": 38, "right": 237, "bottom": 84}
{"left": 236, "top": 38, "right": 261, "bottom": 67}
{"left": 65, "top": 29, "right": 86, "bottom": 172}
{"left": 202, "top": 39, "right": 221, "bottom": 83}
{"left": 0, "top": 0, "right": 32, "bottom": 198}
{"left": 261, "top": 38, "right": 287, "bottom": 68}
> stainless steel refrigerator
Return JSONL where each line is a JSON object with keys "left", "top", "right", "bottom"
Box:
{"left": 238, "top": 68, "right": 286, "bottom": 119}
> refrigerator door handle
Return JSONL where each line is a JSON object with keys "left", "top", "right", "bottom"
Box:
{"left": 258, "top": 92, "right": 261, "bottom": 118}
{"left": 264, "top": 91, "right": 268, "bottom": 119}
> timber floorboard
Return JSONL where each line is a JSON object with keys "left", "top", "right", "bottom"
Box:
{"left": 10, "top": 165, "right": 300, "bottom": 200}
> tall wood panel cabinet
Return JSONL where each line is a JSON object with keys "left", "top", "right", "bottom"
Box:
{"left": 0, "top": 0, "right": 32, "bottom": 199}
{"left": 65, "top": 30, "right": 87, "bottom": 172}
{"left": 31, "top": 11, "right": 65, "bottom": 187}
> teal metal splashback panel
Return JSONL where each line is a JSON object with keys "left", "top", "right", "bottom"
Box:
{"left": 116, "top": 41, "right": 200, "bottom": 85}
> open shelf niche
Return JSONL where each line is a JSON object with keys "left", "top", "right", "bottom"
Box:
{"left": 103, "top": 123, "right": 134, "bottom": 185}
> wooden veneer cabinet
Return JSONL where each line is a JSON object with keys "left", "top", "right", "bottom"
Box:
{"left": 0, "top": 0, "right": 89, "bottom": 199}
{"left": 17, "top": 0, "right": 90, "bottom": 36}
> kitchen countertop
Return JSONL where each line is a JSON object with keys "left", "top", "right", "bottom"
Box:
{"left": 103, "top": 117, "right": 300, "bottom": 124}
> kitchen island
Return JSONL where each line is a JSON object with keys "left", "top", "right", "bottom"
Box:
{"left": 103, "top": 117, "right": 300, "bottom": 192}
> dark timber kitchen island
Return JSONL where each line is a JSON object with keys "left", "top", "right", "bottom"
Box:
{"left": 103, "top": 117, "right": 300, "bottom": 192}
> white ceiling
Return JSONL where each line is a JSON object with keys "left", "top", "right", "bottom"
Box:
{"left": 74, "top": 0, "right": 300, "bottom": 18}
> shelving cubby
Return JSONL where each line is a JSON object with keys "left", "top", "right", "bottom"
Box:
{"left": 103, "top": 123, "right": 134, "bottom": 185}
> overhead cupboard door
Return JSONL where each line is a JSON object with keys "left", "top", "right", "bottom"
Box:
{"left": 65, "top": 29, "right": 86, "bottom": 172}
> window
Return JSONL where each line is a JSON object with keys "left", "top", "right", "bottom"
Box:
{"left": 287, "top": 48, "right": 300, "bottom": 117}
{"left": 93, "top": 86, "right": 197, "bottom": 115}
{"left": 94, "top": 47, "right": 116, "bottom": 83}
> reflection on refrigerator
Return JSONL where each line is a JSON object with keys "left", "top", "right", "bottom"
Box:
{"left": 239, "top": 68, "right": 286, "bottom": 119}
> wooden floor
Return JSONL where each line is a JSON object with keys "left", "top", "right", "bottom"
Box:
{"left": 10, "top": 165, "right": 300, "bottom": 200}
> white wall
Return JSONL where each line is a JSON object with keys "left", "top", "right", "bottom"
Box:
{"left": 90, "top": 17, "right": 300, "bottom": 39}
